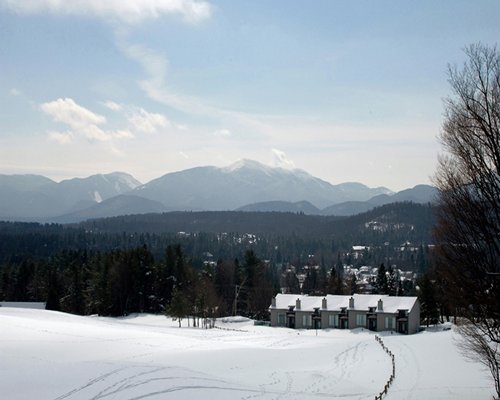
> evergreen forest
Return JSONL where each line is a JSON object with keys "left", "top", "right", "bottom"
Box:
{"left": 0, "top": 202, "right": 437, "bottom": 320}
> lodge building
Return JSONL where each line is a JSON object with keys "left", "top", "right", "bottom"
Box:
{"left": 269, "top": 293, "right": 420, "bottom": 334}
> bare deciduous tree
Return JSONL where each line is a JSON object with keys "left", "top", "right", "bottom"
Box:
{"left": 456, "top": 322, "right": 500, "bottom": 397}
{"left": 434, "top": 43, "right": 499, "bottom": 398}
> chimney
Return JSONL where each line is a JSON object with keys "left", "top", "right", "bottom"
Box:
{"left": 349, "top": 296, "right": 354, "bottom": 309}
{"left": 271, "top": 297, "right": 276, "bottom": 308}
{"left": 378, "top": 299, "right": 383, "bottom": 311}
{"left": 296, "top": 298, "right": 301, "bottom": 310}
{"left": 322, "top": 297, "right": 327, "bottom": 309}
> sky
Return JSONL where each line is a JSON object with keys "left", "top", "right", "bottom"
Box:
{"left": 0, "top": 1, "right": 499, "bottom": 191}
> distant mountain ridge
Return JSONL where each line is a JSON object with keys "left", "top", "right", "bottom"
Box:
{"left": 52, "top": 195, "right": 167, "bottom": 224}
{"left": 0, "top": 172, "right": 141, "bottom": 220}
{"left": 320, "top": 184, "right": 438, "bottom": 216}
{"left": 132, "top": 159, "right": 393, "bottom": 211}
{"left": 233, "top": 183, "right": 437, "bottom": 217}
{"left": 237, "top": 200, "right": 320, "bottom": 214}
{"left": 0, "top": 160, "right": 437, "bottom": 222}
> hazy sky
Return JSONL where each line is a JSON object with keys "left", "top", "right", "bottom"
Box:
{"left": 1, "top": 1, "right": 499, "bottom": 191}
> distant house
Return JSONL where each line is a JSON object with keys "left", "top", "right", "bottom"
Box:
{"left": 269, "top": 293, "right": 420, "bottom": 334}
{"left": 351, "top": 245, "right": 370, "bottom": 259}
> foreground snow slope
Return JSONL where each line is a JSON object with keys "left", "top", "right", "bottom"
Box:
{"left": 0, "top": 308, "right": 492, "bottom": 400}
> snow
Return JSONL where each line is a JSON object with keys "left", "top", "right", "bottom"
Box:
{"left": 110, "top": 172, "right": 142, "bottom": 190}
{"left": 223, "top": 159, "right": 275, "bottom": 175}
{"left": 93, "top": 191, "right": 102, "bottom": 203}
{"left": 274, "top": 294, "right": 418, "bottom": 314}
{"left": 0, "top": 308, "right": 493, "bottom": 400}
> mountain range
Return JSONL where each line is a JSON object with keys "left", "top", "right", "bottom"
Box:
{"left": 0, "top": 172, "right": 141, "bottom": 221}
{"left": 0, "top": 160, "right": 437, "bottom": 222}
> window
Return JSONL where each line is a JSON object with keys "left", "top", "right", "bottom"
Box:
{"left": 328, "top": 314, "right": 339, "bottom": 328}
{"left": 278, "top": 313, "right": 285, "bottom": 326}
{"left": 385, "top": 316, "right": 395, "bottom": 330}
{"left": 302, "top": 314, "right": 312, "bottom": 327}
{"left": 356, "top": 314, "right": 366, "bottom": 327}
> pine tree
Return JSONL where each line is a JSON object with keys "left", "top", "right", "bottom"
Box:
{"left": 283, "top": 270, "right": 300, "bottom": 294}
{"left": 375, "top": 263, "right": 388, "bottom": 294}
{"left": 167, "top": 287, "right": 190, "bottom": 327}
{"left": 387, "top": 266, "right": 399, "bottom": 296}
{"left": 45, "top": 266, "right": 61, "bottom": 311}
{"left": 327, "top": 266, "right": 343, "bottom": 295}
{"left": 418, "top": 273, "right": 439, "bottom": 327}
{"left": 347, "top": 273, "right": 357, "bottom": 295}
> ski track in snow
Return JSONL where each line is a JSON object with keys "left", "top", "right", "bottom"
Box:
{"left": 397, "top": 339, "right": 422, "bottom": 400}
{"left": 53, "top": 367, "right": 129, "bottom": 400}
{"left": 50, "top": 344, "right": 378, "bottom": 400}
{"left": 53, "top": 365, "right": 240, "bottom": 400}
{"left": 55, "top": 365, "right": 370, "bottom": 400}
{"left": 0, "top": 310, "right": 493, "bottom": 400}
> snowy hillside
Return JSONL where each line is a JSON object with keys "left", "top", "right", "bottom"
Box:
{"left": 0, "top": 308, "right": 492, "bottom": 400}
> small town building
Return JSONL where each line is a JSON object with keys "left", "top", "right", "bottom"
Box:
{"left": 269, "top": 293, "right": 420, "bottom": 334}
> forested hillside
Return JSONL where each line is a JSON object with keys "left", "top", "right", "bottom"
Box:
{"left": 80, "top": 202, "right": 435, "bottom": 242}
{"left": 0, "top": 202, "right": 436, "bottom": 319}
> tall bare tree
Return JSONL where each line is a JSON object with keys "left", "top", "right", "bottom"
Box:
{"left": 433, "top": 43, "right": 499, "bottom": 397}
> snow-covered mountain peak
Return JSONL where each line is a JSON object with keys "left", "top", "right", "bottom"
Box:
{"left": 223, "top": 159, "right": 315, "bottom": 178}
{"left": 221, "top": 158, "right": 272, "bottom": 172}
{"left": 105, "top": 172, "right": 142, "bottom": 190}
{"left": 223, "top": 159, "right": 276, "bottom": 174}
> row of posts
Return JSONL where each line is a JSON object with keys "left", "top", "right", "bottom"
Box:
{"left": 374, "top": 335, "right": 396, "bottom": 400}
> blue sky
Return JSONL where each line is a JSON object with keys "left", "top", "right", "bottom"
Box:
{"left": 0, "top": 0, "right": 499, "bottom": 191}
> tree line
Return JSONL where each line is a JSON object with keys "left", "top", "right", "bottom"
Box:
{"left": 0, "top": 245, "right": 279, "bottom": 322}
{"left": 0, "top": 201, "right": 436, "bottom": 273}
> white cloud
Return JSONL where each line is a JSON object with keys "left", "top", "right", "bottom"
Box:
{"left": 102, "top": 100, "right": 123, "bottom": 111}
{"left": 214, "top": 128, "right": 231, "bottom": 137}
{"left": 41, "top": 98, "right": 106, "bottom": 129}
{"left": 122, "top": 42, "right": 273, "bottom": 137}
{"left": 1, "top": 0, "right": 212, "bottom": 24}
{"left": 101, "top": 99, "right": 170, "bottom": 134}
{"left": 41, "top": 98, "right": 175, "bottom": 160}
{"left": 127, "top": 107, "right": 169, "bottom": 134}
{"left": 110, "top": 145, "right": 126, "bottom": 157}
{"left": 123, "top": 44, "right": 169, "bottom": 89}
{"left": 112, "top": 129, "right": 135, "bottom": 139}
{"left": 41, "top": 98, "right": 112, "bottom": 142}
{"left": 9, "top": 88, "right": 21, "bottom": 96}
{"left": 47, "top": 131, "right": 73, "bottom": 144}
{"left": 272, "top": 148, "right": 295, "bottom": 169}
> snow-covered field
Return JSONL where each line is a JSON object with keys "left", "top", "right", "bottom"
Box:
{"left": 0, "top": 307, "right": 493, "bottom": 400}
